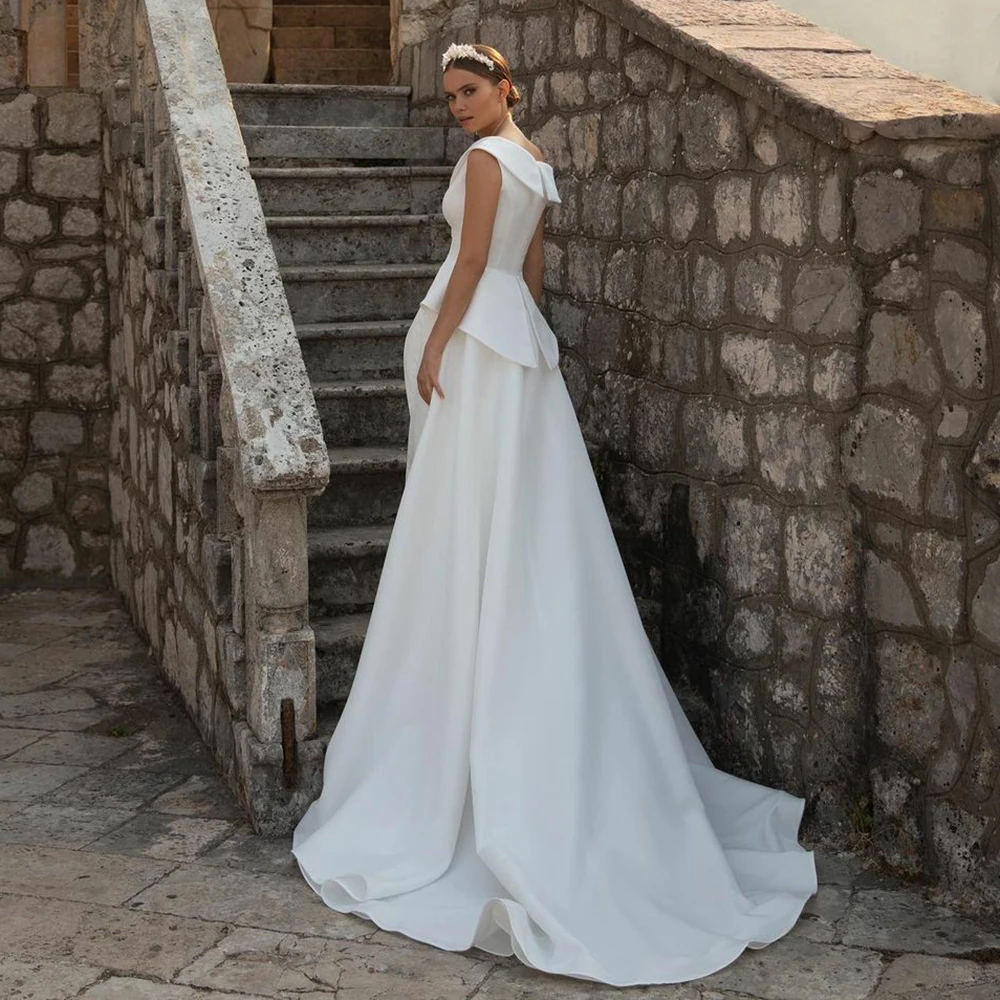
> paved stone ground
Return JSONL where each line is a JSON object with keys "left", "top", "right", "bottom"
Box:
{"left": 2, "top": 589, "right": 1000, "bottom": 1000}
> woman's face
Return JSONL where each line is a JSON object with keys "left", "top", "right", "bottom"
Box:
{"left": 443, "top": 67, "right": 506, "bottom": 132}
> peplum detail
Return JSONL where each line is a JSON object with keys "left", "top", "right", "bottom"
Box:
{"left": 419, "top": 136, "right": 562, "bottom": 370}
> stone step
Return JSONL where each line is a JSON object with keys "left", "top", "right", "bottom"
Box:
{"left": 273, "top": 26, "right": 389, "bottom": 49}
{"left": 272, "top": 48, "right": 391, "bottom": 86}
{"left": 309, "top": 444, "right": 406, "bottom": 528}
{"left": 266, "top": 213, "right": 449, "bottom": 265}
{"left": 273, "top": 5, "right": 388, "bottom": 27}
{"left": 297, "top": 319, "right": 408, "bottom": 380}
{"left": 314, "top": 612, "right": 370, "bottom": 703}
{"left": 230, "top": 83, "right": 408, "bottom": 127}
{"left": 280, "top": 263, "right": 436, "bottom": 323}
{"left": 308, "top": 524, "right": 391, "bottom": 616}
{"left": 251, "top": 166, "right": 452, "bottom": 216}
{"left": 242, "top": 124, "right": 444, "bottom": 163}
{"left": 313, "top": 378, "right": 408, "bottom": 447}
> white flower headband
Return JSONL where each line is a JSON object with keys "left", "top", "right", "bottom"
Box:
{"left": 441, "top": 43, "right": 495, "bottom": 73}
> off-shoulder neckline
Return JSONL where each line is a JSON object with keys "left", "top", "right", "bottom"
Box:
{"left": 468, "top": 135, "right": 554, "bottom": 172}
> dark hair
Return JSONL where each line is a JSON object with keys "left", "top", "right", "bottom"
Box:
{"left": 444, "top": 43, "right": 521, "bottom": 108}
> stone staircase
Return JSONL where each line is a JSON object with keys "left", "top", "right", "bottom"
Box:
{"left": 230, "top": 83, "right": 454, "bottom": 725}
{"left": 271, "top": 0, "right": 392, "bottom": 85}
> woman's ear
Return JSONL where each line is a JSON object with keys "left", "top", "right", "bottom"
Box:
{"left": 497, "top": 79, "right": 510, "bottom": 104}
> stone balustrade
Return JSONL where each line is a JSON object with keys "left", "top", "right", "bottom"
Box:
{"left": 399, "top": 0, "right": 1000, "bottom": 909}
{"left": 104, "top": 0, "right": 329, "bottom": 831}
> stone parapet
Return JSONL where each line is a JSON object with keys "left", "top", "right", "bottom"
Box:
{"left": 105, "top": 0, "right": 328, "bottom": 831}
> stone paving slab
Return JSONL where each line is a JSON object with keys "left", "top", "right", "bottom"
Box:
{"left": 0, "top": 893, "right": 229, "bottom": 979}
{"left": 2, "top": 588, "right": 1000, "bottom": 1000}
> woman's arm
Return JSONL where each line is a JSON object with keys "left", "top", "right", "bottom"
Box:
{"left": 522, "top": 213, "right": 546, "bottom": 305}
{"left": 423, "top": 149, "right": 501, "bottom": 358}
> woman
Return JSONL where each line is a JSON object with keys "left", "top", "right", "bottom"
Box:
{"left": 292, "top": 42, "right": 817, "bottom": 987}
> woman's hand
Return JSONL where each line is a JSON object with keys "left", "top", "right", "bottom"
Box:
{"left": 417, "top": 341, "right": 446, "bottom": 405}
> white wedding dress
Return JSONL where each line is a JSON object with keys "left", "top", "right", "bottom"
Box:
{"left": 292, "top": 135, "right": 818, "bottom": 986}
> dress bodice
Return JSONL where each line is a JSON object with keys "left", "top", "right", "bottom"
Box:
{"left": 419, "top": 135, "right": 562, "bottom": 369}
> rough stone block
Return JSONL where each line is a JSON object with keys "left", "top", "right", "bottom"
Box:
{"left": 12, "top": 471, "right": 54, "bottom": 515}
{"left": 785, "top": 509, "right": 855, "bottom": 616}
{"left": 852, "top": 172, "right": 921, "bottom": 254}
{"left": 70, "top": 302, "right": 107, "bottom": 357}
{"left": 0, "top": 368, "right": 35, "bottom": 407}
{"left": 666, "top": 180, "right": 700, "bottom": 242}
{"left": 21, "top": 524, "right": 76, "bottom": 577}
{"left": 29, "top": 411, "right": 85, "bottom": 454}
{"left": 45, "top": 364, "right": 109, "bottom": 407}
{"left": 600, "top": 100, "right": 646, "bottom": 175}
{"left": 690, "top": 252, "right": 727, "bottom": 325}
{"left": 811, "top": 347, "right": 857, "bottom": 409}
{"left": 791, "top": 261, "right": 862, "bottom": 342}
{"left": 678, "top": 90, "right": 744, "bottom": 174}
{"left": 631, "top": 381, "right": 678, "bottom": 471}
{"left": 721, "top": 493, "right": 780, "bottom": 597}
{"left": 31, "top": 152, "right": 102, "bottom": 200}
{"left": 932, "top": 290, "right": 988, "bottom": 393}
{"left": 62, "top": 206, "right": 101, "bottom": 239}
{"left": 759, "top": 169, "right": 812, "bottom": 249}
{"left": 842, "top": 402, "right": 928, "bottom": 513}
{"left": 45, "top": 92, "right": 102, "bottom": 146}
{"left": 720, "top": 332, "right": 806, "bottom": 400}
{"left": 1, "top": 299, "right": 67, "bottom": 363}
{"left": 681, "top": 398, "right": 748, "bottom": 480}
{"left": 734, "top": 251, "right": 782, "bottom": 324}
{"left": 864, "top": 311, "right": 942, "bottom": 401}
{"left": 0, "top": 94, "right": 38, "bottom": 149}
{"left": 927, "top": 185, "right": 985, "bottom": 233}
{"left": 876, "top": 635, "right": 944, "bottom": 760}
{"left": 931, "top": 237, "right": 989, "bottom": 287}
{"left": 31, "top": 266, "right": 86, "bottom": 301}
{"left": 712, "top": 174, "right": 752, "bottom": 246}
{"left": 755, "top": 408, "right": 836, "bottom": 496}
{"left": 864, "top": 552, "right": 922, "bottom": 628}
{"left": 872, "top": 262, "right": 927, "bottom": 305}
{"left": 971, "top": 554, "right": 1000, "bottom": 649}
{"left": 3, "top": 199, "right": 53, "bottom": 244}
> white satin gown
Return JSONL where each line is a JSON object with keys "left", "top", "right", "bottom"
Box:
{"left": 292, "top": 134, "right": 818, "bottom": 986}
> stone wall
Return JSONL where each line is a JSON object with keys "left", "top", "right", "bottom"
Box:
{"left": 398, "top": 0, "right": 1000, "bottom": 903}
{"left": 0, "top": 17, "right": 109, "bottom": 583}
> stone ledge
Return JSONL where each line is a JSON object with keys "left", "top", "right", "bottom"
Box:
{"left": 584, "top": 0, "right": 1000, "bottom": 146}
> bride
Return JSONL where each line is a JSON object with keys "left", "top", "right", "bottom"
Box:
{"left": 292, "top": 41, "right": 817, "bottom": 987}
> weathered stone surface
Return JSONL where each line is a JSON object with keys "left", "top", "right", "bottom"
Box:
{"left": 63, "top": 206, "right": 102, "bottom": 239}
{"left": 31, "top": 266, "right": 86, "bottom": 300}
{"left": 720, "top": 332, "right": 806, "bottom": 400}
{"left": 932, "top": 237, "right": 989, "bottom": 286}
{"left": 852, "top": 173, "right": 921, "bottom": 254}
{"left": 971, "top": 555, "right": 1000, "bottom": 648}
{"left": 932, "top": 290, "right": 988, "bottom": 392}
{"left": 45, "top": 364, "right": 109, "bottom": 406}
{"left": 29, "top": 411, "right": 84, "bottom": 453}
{"left": 666, "top": 179, "right": 700, "bottom": 242}
{"left": 722, "top": 494, "right": 781, "bottom": 596}
{"left": 842, "top": 403, "right": 927, "bottom": 513}
{"left": 12, "top": 471, "right": 54, "bottom": 515}
{"left": 785, "top": 509, "right": 855, "bottom": 616}
{"left": 756, "top": 409, "right": 835, "bottom": 495}
{"left": 811, "top": 347, "right": 857, "bottom": 408}
{"left": 842, "top": 888, "right": 1000, "bottom": 956}
{"left": 864, "top": 552, "right": 922, "bottom": 628}
{"left": 759, "top": 170, "right": 812, "bottom": 249}
{"left": 928, "top": 186, "right": 985, "bottom": 233}
{"left": 681, "top": 398, "right": 748, "bottom": 479}
{"left": 864, "top": 311, "right": 941, "bottom": 401}
{"left": 1, "top": 300, "right": 65, "bottom": 362}
{"left": 45, "top": 91, "right": 102, "bottom": 145}
{"left": 0, "top": 368, "right": 35, "bottom": 406}
{"left": 3, "top": 198, "right": 53, "bottom": 243}
{"left": 938, "top": 403, "right": 970, "bottom": 440}
{"left": 872, "top": 262, "right": 927, "bottom": 305}
{"left": 0, "top": 955, "right": 101, "bottom": 999}
{"left": 926, "top": 450, "right": 962, "bottom": 523}
{"left": 21, "top": 525, "right": 76, "bottom": 576}
{"left": 734, "top": 251, "right": 782, "bottom": 324}
{"left": 712, "top": 174, "right": 752, "bottom": 245}
{"left": 690, "top": 252, "right": 726, "bottom": 325}
{"left": 876, "top": 636, "right": 944, "bottom": 759}
{"left": 678, "top": 90, "right": 743, "bottom": 174}
{"left": 32, "top": 152, "right": 102, "bottom": 200}
{"left": 791, "top": 261, "right": 862, "bottom": 342}
{"left": 0, "top": 93, "right": 38, "bottom": 148}
{"left": 631, "top": 381, "right": 678, "bottom": 470}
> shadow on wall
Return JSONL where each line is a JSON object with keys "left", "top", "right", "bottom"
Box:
{"left": 780, "top": 0, "right": 1000, "bottom": 104}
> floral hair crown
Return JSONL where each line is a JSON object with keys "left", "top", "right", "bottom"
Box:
{"left": 441, "top": 43, "right": 495, "bottom": 73}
